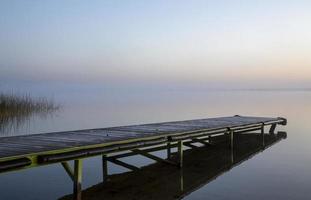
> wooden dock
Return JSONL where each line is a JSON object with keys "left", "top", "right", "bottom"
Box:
{"left": 60, "top": 132, "right": 287, "bottom": 200}
{"left": 0, "top": 115, "right": 287, "bottom": 200}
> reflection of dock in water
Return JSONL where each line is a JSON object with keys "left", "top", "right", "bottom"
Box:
{"left": 61, "top": 132, "right": 287, "bottom": 200}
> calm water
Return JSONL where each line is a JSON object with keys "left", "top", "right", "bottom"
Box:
{"left": 0, "top": 89, "right": 310, "bottom": 200}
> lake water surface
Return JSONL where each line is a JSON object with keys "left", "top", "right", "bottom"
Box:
{"left": 0, "top": 89, "right": 310, "bottom": 200}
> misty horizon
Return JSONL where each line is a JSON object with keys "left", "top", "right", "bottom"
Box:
{"left": 1, "top": 0, "right": 311, "bottom": 90}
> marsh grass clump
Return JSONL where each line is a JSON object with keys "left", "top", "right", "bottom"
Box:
{"left": 0, "top": 93, "right": 60, "bottom": 133}
{"left": 0, "top": 93, "right": 59, "bottom": 115}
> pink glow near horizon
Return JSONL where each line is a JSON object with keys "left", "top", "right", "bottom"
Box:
{"left": 0, "top": 1, "right": 311, "bottom": 88}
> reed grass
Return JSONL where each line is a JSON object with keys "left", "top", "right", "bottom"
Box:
{"left": 0, "top": 93, "right": 60, "bottom": 134}
{"left": 0, "top": 93, "right": 59, "bottom": 114}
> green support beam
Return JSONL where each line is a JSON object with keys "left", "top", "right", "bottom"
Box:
{"left": 183, "top": 142, "right": 198, "bottom": 149}
{"left": 73, "top": 159, "right": 83, "bottom": 200}
{"left": 131, "top": 149, "right": 177, "bottom": 166}
{"left": 106, "top": 157, "right": 139, "bottom": 171}
{"left": 102, "top": 155, "right": 108, "bottom": 182}
{"left": 261, "top": 124, "right": 265, "bottom": 148}
{"left": 180, "top": 169, "right": 184, "bottom": 192}
{"left": 269, "top": 124, "right": 276, "bottom": 134}
{"left": 231, "top": 144, "right": 234, "bottom": 164}
{"left": 191, "top": 138, "right": 211, "bottom": 146}
{"left": 178, "top": 141, "right": 183, "bottom": 168}
{"left": 111, "top": 143, "right": 178, "bottom": 160}
{"left": 167, "top": 142, "right": 171, "bottom": 159}
{"left": 230, "top": 130, "right": 234, "bottom": 150}
{"left": 61, "top": 162, "right": 74, "bottom": 182}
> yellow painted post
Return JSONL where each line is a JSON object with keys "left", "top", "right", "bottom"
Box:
{"left": 180, "top": 169, "right": 184, "bottom": 192}
{"left": 261, "top": 124, "right": 265, "bottom": 148}
{"left": 178, "top": 141, "right": 183, "bottom": 168}
{"left": 269, "top": 124, "right": 276, "bottom": 134}
{"left": 230, "top": 130, "right": 234, "bottom": 150}
{"left": 102, "top": 155, "right": 108, "bottom": 182}
{"left": 231, "top": 145, "right": 234, "bottom": 164}
{"left": 73, "top": 159, "right": 83, "bottom": 200}
{"left": 167, "top": 142, "right": 171, "bottom": 159}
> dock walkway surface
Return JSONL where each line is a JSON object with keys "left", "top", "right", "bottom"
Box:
{"left": 0, "top": 115, "right": 287, "bottom": 200}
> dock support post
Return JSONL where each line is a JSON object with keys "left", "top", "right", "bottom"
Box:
{"left": 261, "top": 124, "right": 265, "bottom": 147}
{"left": 269, "top": 124, "right": 276, "bottom": 134}
{"left": 180, "top": 169, "right": 184, "bottom": 192}
{"left": 178, "top": 141, "right": 183, "bottom": 168}
{"left": 102, "top": 155, "right": 108, "bottom": 182}
{"left": 167, "top": 142, "right": 171, "bottom": 159}
{"left": 231, "top": 143, "right": 234, "bottom": 164}
{"left": 230, "top": 130, "right": 234, "bottom": 150}
{"left": 73, "top": 159, "right": 83, "bottom": 200}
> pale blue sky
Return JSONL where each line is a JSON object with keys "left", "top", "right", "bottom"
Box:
{"left": 1, "top": 0, "right": 311, "bottom": 89}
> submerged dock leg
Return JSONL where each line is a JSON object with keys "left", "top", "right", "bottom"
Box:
{"left": 230, "top": 130, "right": 235, "bottom": 163}
{"left": 180, "top": 169, "right": 184, "bottom": 192}
{"left": 102, "top": 155, "right": 108, "bottom": 182}
{"left": 261, "top": 125, "right": 265, "bottom": 147}
{"left": 231, "top": 142, "right": 234, "bottom": 164}
{"left": 230, "top": 130, "right": 234, "bottom": 150}
{"left": 73, "top": 159, "right": 83, "bottom": 200}
{"left": 178, "top": 141, "right": 183, "bottom": 168}
{"left": 269, "top": 124, "right": 276, "bottom": 134}
{"left": 167, "top": 142, "right": 171, "bottom": 159}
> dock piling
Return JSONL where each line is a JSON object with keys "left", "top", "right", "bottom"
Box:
{"left": 167, "top": 142, "right": 171, "bottom": 159}
{"left": 269, "top": 124, "right": 277, "bottom": 134}
{"left": 178, "top": 141, "right": 183, "bottom": 168}
{"left": 102, "top": 155, "right": 108, "bottom": 182}
{"left": 180, "top": 169, "right": 184, "bottom": 192}
{"left": 261, "top": 124, "right": 265, "bottom": 147}
{"left": 230, "top": 130, "right": 234, "bottom": 150}
{"left": 73, "top": 159, "right": 83, "bottom": 200}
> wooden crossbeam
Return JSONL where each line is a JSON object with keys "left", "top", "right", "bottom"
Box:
{"left": 269, "top": 124, "right": 277, "bottom": 134}
{"left": 106, "top": 157, "right": 139, "bottom": 171}
{"left": 131, "top": 149, "right": 177, "bottom": 166}
{"left": 183, "top": 142, "right": 198, "bottom": 149}
{"left": 111, "top": 143, "right": 178, "bottom": 159}
{"left": 191, "top": 138, "right": 211, "bottom": 146}
{"left": 61, "top": 162, "right": 74, "bottom": 181}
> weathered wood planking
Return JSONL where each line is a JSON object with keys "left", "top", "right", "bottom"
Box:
{"left": 0, "top": 116, "right": 286, "bottom": 160}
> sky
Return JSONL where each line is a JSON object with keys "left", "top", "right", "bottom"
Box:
{"left": 0, "top": 0, "right": 311, "bottom": 89}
